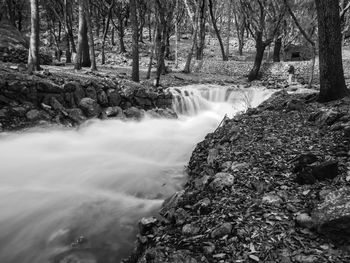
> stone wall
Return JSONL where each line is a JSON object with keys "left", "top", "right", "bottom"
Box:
{"left": 0, "top": 47, "right": 52, "bottom": 65}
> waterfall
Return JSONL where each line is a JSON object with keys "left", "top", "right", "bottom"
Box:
{"left": 0, "top": 84, "right": 275, "bottom": 263}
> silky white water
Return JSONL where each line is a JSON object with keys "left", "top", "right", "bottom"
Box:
{"left": 0, "top": 85, "right": 274, "bottom": 263}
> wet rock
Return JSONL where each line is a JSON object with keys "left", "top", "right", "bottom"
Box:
{"left": 104, "top": 106, "right": 125, "bottom": 118}
{"left": 160, "top": 190, "right": 185, "bottom": 217}
{"left": 124, "top": 107, "right": 145, "bottom": 120}
{"left": 78, "top": 98, "right": 100, "bottom": 117}
{"left": 107, "top": 89, "right": 122, "bottom": 106}
{"left": 209, "top": 172, "right": 235, "bottom": 191}
{"left": 295, "top": 213, "right": 314, "bottom": 229}
{"left": 71, "top": 82, "right": 85, "bottom": 105}
{"left": 182, "top": 224, "right": 200, "bottom": 236}
{"left": 147, "top": 108, "right": 178, "bottom": 119}
{"left": 312, "top": 160, "right": 338, "bottom": 181}
{"left": 50, "top": 97, "right": 64, "bottom": 111}
{"left": 210, "top": 222, "right": 232, "bottom": 238}
{"left": 11, "top": 106, "right": 27, "bottom": 117}
{"left": 139, "top": 217, "right": 158, "bottom": 235}
{"left": 312, "top": 187, "right": 350, "bottom": 242}
{"left": 262, "top": 193, "right": 283, "bottom": 206}
{"left": 97, "top": 90, "right": 108, "bottom": 106}
{"left": 65, "top": 108, "right": 86, "bottom": 124}
{"left": 26, "top": 109, "right": 42, "bottom": 121}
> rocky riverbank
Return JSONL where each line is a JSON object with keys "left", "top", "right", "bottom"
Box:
{"left": 123, "top": 90, "right": 350, "bottom": 263}
{"left": 0, "top": 64, "right": 176, "bottom": 131}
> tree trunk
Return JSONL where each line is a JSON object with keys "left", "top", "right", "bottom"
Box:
{"left": 64, "top": 0, "right": 71, "bottom": 63}
{"left": 101, "top": 0, "right": 114, "bottom": 65}
{"left": 315, "top": 0, "right": 348, "bottom": 102}
{"left": 74, "top": 0, "right": 84, "bottom": 70}
{"left": 81, "top": 18, "right": 91, "bottom": 67}
{"left": 248, "top": 32, "right": 266, "bottom": 81}
{"left": 225, "top": 0, "right": 232, "bottom": 58}
{"left": 175, "top": 0, "right": 179, "bottom": 68}
{"left": 130, "top": 0, "right": 139, "bottom": 82}
{"left": 147, "top": 19, "right": 157, "bottom": 79}
{"left": 154, "top": 0, "right": 167, "bottom": 86}
{"left": 84, "top": 0, "right": 96, "bottom": 70}
{"left": 196, "top": 0, "right": 207, "bottom": 60}
{"left": 28, "top": 0, "right": 40, "bottom": 73}
{"left": 111, "top": 28, "right": 115, "bottom": 46}
{"left": 208, "top": 0, "right": 227, "bottom": 61}
{"left": 273, "top": 37, "right": 282, "bottom": 62}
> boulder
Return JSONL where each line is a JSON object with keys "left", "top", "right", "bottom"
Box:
{"left": 104, "top": 106, "right": 124, "bottom": 118}
{"left": 50, "top": 97, "right": 64, "bottom": 111}
{"left": 97, "top": 90, "right": 108, "bottom": 106}
{"left": 107, "top": 89, "right": 122, "bottom": 106}
{"left": 124, "top": 107, "right": 145, "bottom": 120}
{"left": 26, "top": 109, "right": 42, "bottom": 121}
{"left": 85, "top": 86, "right": 97, "bottom": 100}
{"left": 209, "top": 172, "right": 235, "bottom": 191}
{"left": 262, "top": 193, "right": 283, "bottom": 206}
{"left": 65, "top": 108, "right": 86, "bottom": 124}
{"left": 139, "top": 217, "right": 158, "bottom": 235}
{"left": 295, "top": 213, "right": 314, "bottom": 229}
{"left": 147, "top": 108, "right": 178, "bottom": 119}
{"left": 78, "top": 98, "right": 100, "bottom": 117}
{"left": 312, "top": 187, "right": 350, "bottom": 242}
{"left": 70, "top": 82, "right": 85, "bottom": 105}
{"left": 312, "top": 160, "right": 338, "bottom": 181}
{"left": 182, "top": 224, "right": 200, "bottom": 236}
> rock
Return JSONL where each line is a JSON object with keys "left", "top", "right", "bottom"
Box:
{"left": 292, "top": 153, "right": 318, "bottom": 173}
{"left": 193, "top": 197, "right": 211, "bottom": 215}
{"left": 262, "top": 193, "right": 283, "bottom": 206}
{"left": 147, "top": 108, "right": 178, "bottom": 119}
{"left": 124, "top": 107, "right": 145, "bottom": 120}
{"left": 107, "top": 89, "right": 122, "bottom": 106}
{"left": 311, "top": 160, "right": 338, "bottom": 181}
{"left": 344, "top": 125, "right": 350, "bottom": 138}
{"left": 312, "top": 187, "right": 350, "bottom": 242}
{"left": 26, "top": 109, "right": 42, "bottom": 121}
{"left": 63, "top": 81, "right": 79, "bottom": 92}
{"left": 160, "top": 190, "right": 185, "bottom": 217}
{"left": 78, "top": 98, "right": 100, "bottom": 117}
{"left": 209, "top": 172, "right": 235, "bottom": 191}
{"left": 174, "top": 208, "right": 189, "bottom": 225}
{"left": 139, "top": 217, "right": 158, "bottom": 235}
{"left": 104, "top": 106, "right": 124, "bottom": 118}
{"left": 0, "top": 109, "right": 8, "bottom": 118}
{"left": 65, "top": 108, "right": 86, "bottom": 124}
{"left": 50, "top": 97, "right": 64, "bottom": 111}
{"left": 202, "top": 242, "right": 215, "bottom": 254}
{"left": 193, "top": 175, "right": 210, "bottom": 190}
{"left": 315, "top": 109, "right": 343, "bottom": 126}
{"left": 85, "top": 86, "right": 97, "bottom": 100}
{"left": 210, "top": 222, "right": 232, "bottom": 238}
{"left": 11, "top": 106, "right": 26, "bottom": 117}
{"left": 182, "top": 224, "right": 200, "bottom": 236}
{"left": 296, "top": 167, "right": 316, "bottom": 185}
{"left": 295, "top": 213, "right": 314, "bottom": 229}
{"left": 71, "top": 82, "right": 85, "bottom": 105}
{"left": 37, "top": 81, "right": 63, "bottom": 93}
{"left": 286, "top": 99, "right": 304, "bottom": 111}
{"left": 294, "top": 255, "right": 318, "bottom": 263}
{"left": 207, "top": 148, "right": 219, "bottom": 166}
{"left": 97, "top": 90, "right": 108, "bottom": 106}
{"left": 231, "top": 162, "right": 249, "bottom": 171}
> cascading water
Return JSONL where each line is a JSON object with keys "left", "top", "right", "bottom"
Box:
{"left": 0, "top": 84, "right": 274, "bottom": 263}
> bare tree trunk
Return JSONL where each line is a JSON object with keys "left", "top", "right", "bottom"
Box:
{"left": 147, "top": 19, "right": 157, "bottom": 79}
{"left": 28, "top": 0, "right": 40, "bottom": 73}
{"left": 208, "top": 0, "right": 227, "bottom": 61}
{"left": 196, "top": 0, "right": 207, "bottom": 60}
{"left": 84, "top": 0, "right": 96, "bottom": 70}
{"left": 74, "top": 0, "right": 84, "bottom": 70}
{"left": 175, "top": 0, "right": 179, "bottom": 68}
{"left": 101, "top": 0, "right": 114, "bottom": 65}
{"left": 130, "top": 0, "right": 139, "bottom": 82}
{"left": 225, "top": 0, "right": 232, "bottom": 58}
{"left": 273, "top": 37, "right": 282, "bottom": 62}
{"left": 248, "top": 32, "right": 266, "bottom": 81}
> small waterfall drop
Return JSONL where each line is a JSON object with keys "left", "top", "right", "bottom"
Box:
{"left": 0, "top": 84, "right": 275, "bottom": 263}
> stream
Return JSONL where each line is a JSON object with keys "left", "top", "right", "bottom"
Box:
{"left": 0, "top": 84, "right": 274, "bottom": 263}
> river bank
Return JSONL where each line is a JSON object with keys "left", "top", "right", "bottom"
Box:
{"left": 123, "top": 90, "right": 350, "bottom": 263}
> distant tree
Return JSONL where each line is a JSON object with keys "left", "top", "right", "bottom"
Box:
{"left": 130, "top": 0, "right": 139, "bottom": 82}
{"left": 74, "top": 0, "right": 84, "bottom": 70}
{"left": 232, "top": 0, "right": 246, "bottom": 55}
{"left": 28, "top": 0, "right": 40, "bottom": 74}
{"left": 315, "top": 0, "right": 349, "bottom": 102}
{"left": 84, "top": 0, "right": 97, "bottom": 70}
{"left": 240, "top": 0, "right": 286, "bottom": 81}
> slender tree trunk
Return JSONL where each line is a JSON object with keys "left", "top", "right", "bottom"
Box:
{"left": 101, "top": 0, "right": 114, "bottom": 65}
{"left": 196, "top": 0, "right": 207, "bottom": 60}
{"left": 84, "top": 0, "right": 96, "bottom": 70}
{"left": 28, "top": 0, "right": 40, "bottom": 73}
{"left": 111, "top": 28, "right": 115, "bottom": 46}
{"left": 208, "top": 0, "right": 227, "bottom": 61}
{"left": 273, "top": 37, "right": 282, "bottom": 62}
{"left": 154, "top": 0, "right": 166, "bottom": 86}
{"left": 248, "top": 32, "right": 266, "bottom": 81}
{"left": 147, "top": 19, "right": 157, "bottom": 79}
{"left": 130, "top": 0, "right": 139, "bottom": 82}
{"left": 74, "top": 0, "right": 84, "bottom": 70}
{"left": 315, "top": 0, "right": 348, "bottom": 102}
{"left": 225, "top": 0, "right": 232, "bottom": 58}
{"left": 81, "top": 18, "right": 91, "bottom": 67}
{"left": 175, "top": 0, "right": 179, "bottom": 68}
{"left": 64, "top": 0, "right": 71, "bottom": 63}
